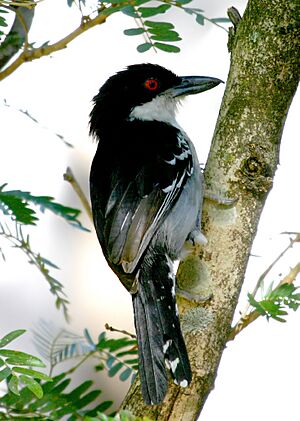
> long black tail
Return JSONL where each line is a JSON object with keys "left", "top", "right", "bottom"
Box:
{"left": 132, "top": 251, "right": 192, "bottom": 405}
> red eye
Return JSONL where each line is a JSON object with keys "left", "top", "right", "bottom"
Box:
{"left": 145, "top": 78, "right": 159, "bottom": 91}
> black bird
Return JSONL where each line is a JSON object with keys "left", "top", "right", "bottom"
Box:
{"left": 89, "top": 63, "right": 222, "bottom": 405}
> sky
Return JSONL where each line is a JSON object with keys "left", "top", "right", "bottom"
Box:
{"left": 0, "top": 0, "right": 300, "bottom": 419}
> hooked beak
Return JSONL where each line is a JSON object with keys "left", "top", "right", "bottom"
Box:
{"left": 164, "top": 76, "right": 224, "bottom": 98}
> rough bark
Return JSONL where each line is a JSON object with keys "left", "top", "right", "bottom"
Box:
{"left": 121, "top": 0, "right": 300, "bottom": 419}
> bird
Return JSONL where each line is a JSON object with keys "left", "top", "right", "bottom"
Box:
{"left": 89, "top": 63, "right": 222, "bottom": 405}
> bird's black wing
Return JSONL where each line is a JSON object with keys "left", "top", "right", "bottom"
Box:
{"left": 90, "top": 121, "right": 194, "bottom": 278}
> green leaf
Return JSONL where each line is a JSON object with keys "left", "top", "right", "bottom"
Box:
{"left": 95, "top": 363, "right": 105, "bottom": 372}
{"left": 0, "top": 191, "right": 37, "bottom": 225}
{"left": 138, "top": 4, "right": 171, "bottom": 17}
{"left": 121, "top": 5, "right": 139, "bottom": 17}
{"left": 119, "top": 367, "right": 132, "bottom": 382}
{"left": 0, "top": 185, "right": 87, "bottom": 230}
{"left": 39, "top": 256, "right": 60, "bottom": 269}
{"left": 0, "top": 14, "right": 8, "bottom": 27}
{"left": 0, "top": 366, "right": 11, "bottom": 382}
{"left": 137, "top": 42, "right": 152, "bottom": 52}
{"left": 97, "top": 331, "right": 106, "bottom": 344}
{"left": 0, "top": 330, "right": 26, "bottom": 348}
{"left": 101, "top": 338, "right": 137, "bottom": 352}
{"left": 144, "top": 20, "right": 174, "bottom": 30}
{"left": 175, "top": 0, "right": 193, "bottom": 3}
{"left": 66, "top": 379, "right": 93, "bottom": 399}
{"left": 19, "top": 375, "right": 44, "bottom": 398}
{"left": 116, "top": 349, "right": 138, "bottom": 358}
{"left": 91, "top": 400, "right": 113, "bottom": 413}
{"left": 0, "top": 350, "right": 45, "bottom": 367}
{"left": 153, "top": 42, "right": 180, "bottom": 52}
{"left": 106, "top": 356, "right": 116, "bottom": 368}
{"left": 73, "top": 390, "right": 101, "bottom": 409}
{"left": 15, "top": 191, "right": 83, "bottom": 227}
{"left": 123, "top": 358, "right": 139, "bottom": 365}
{"left": 84, "top": 328, "right": 95, "bottom": 347}
{"left": 211, "top": 17, "right": 230, "bottom": 23}
{"left": 195, "top": 13, "right": 205, "bottom": 25}
{"left": 124, "top": 28, "right": 145, "bottom": 36}
{"left": 108, "top": 362, "right": 123, "bottom": 377}
{"left": 8, "top": 374, "right": 19, "bottom": 395}
{"left": 150, "top": 31, "right": 181, "bottom": 42}
{"left": 12, "top": 367, "right": 52, "bottom": 381}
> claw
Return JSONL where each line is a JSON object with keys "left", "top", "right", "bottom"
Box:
{"left": 188, "top": 229, "right": 207, "bottom": 246}
{"left": 176, "top": 286, "right": 212, "bottom": 303}
{"left": 204, "top": 190, "right": 237, "bottom": 206}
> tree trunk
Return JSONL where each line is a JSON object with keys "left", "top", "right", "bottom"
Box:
{"left": 121, "top": 0, "right": 300, "bottom": 419}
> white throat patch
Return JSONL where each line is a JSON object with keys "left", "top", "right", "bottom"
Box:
{"left": 129, "top": 95, "right": 180, "bottom": 127}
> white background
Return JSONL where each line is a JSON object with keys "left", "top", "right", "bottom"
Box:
{"left": 1, "top": 0, "right": 299, "bottom": 419}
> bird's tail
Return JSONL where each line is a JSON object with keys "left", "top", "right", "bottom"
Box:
{"left": 132, "top": 250, "right": 192, "bottom": 405}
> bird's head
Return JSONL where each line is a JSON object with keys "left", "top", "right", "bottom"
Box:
{"left": 90, "top": 63, "right": 223, "bottom": 137}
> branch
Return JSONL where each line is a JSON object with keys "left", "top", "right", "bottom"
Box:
{"left": 63, "top": 167, "right": 93, "bottom": 223}
{"left": 105, "top": 323, "right": 136, "bottom": 339}
{"left": 0, "top": 222, "right": 70, "bottom": 320}
{"left": 238, "top": 234, "right": 299, "bottom": 320}
{"left": 0, "top": 11, "right": 107, "bottom": 80}
{"left": 228, "top": 262, "right": 300, "bottom": 341}
{"left": 3, "top": 99, "right": 72, "bottom": 146}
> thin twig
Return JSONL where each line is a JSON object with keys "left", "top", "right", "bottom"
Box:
{"left": 0, "top": 11, "right": 108, "bottom": 81}
{"left": 240, "top": 235, "right": 298, "bottom": 319}
{"left": 105, "top": 323, "right": 136, "bottom": 339}
{"left": 227, "top": 310, "right": 260, "bottom": 341}
{"left": 63, "top": 167, "right": 93, "bottom": 222}
{"left": 279, "top": 262, "right": 300, "bottom": 286}
{"left": 0, "top": 222, "right": 70, "bottom": 320}
{"left": 229, "top": 262, "right": 300, "bottom": 341}
{"left": 64, "top": 350, "right": 95, "bottom": 375}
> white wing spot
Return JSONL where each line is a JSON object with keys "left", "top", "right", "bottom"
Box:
{"left": 180, "top": 379, "right": 188, "bottom": 387}
{"left": 165, "top": 157, "right": 176, "bottom": 165}
{"left": 162, "top": 178, "right": 177, "bottom": 193}
{"left": 163, "top": 339, "right": 172, "bottom": 354}
{"left": 174, "top": 379, "right": 189, "bottom": 388}
{"left": 170, "top": 357, "right": 180, "bottom": 374}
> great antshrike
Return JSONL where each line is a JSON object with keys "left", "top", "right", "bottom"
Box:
{"left": 89, "top": 63, "right": 222, "bottom": 405}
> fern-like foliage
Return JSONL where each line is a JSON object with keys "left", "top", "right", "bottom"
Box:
{"left": 0, "top": 183, "right": 87, "bottom": 230}
{"left": 33, "top": 321, "right": 94, "bottom": 373}
{"left": 0, "top": 328, "right": 141, "bottom": 419}
{"left": 0, "top": 222, "right": 70, "bottom": 319}
{"left": 248, "top": 283, "right": 300, "bottom": 322}
{"left": 66, "top": 0, "right": 230, "bottom": 53}
{"left": 0, "top": 330, "right": 51, "bottom": 400}
{"left": 33, "top": 321, "right": 138, "bottom": 383}
{"left": 0, "top": 371, "right": 113, "bottom": 419}
{"left": 0, "top": 183, "right": 89, "bottom": 320}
